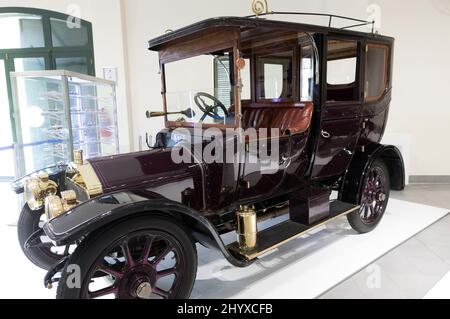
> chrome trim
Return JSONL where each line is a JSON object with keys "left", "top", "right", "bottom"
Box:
{"left": 321, "top": 130, "right": 331, "bottom": 139}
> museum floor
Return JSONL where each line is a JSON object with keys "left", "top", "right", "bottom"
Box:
{"left": 0, "top": 183, "right": 449, "bottom": 299}
{"left": 322, "top": 184, "right": 450, "bottom": 299}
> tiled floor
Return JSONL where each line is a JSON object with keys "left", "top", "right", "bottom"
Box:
{"left": 321, "top": 185, "right": 450, "bottom": 299}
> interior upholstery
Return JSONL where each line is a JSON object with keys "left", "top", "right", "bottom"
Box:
{"left": 242, "top": 102, "right": 314, "bottom": 136}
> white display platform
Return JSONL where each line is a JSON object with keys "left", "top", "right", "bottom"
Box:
{"left": 0, "top": 199, "right": 447, "bottom": 299}
{"left": 424, "top": 271, "right": 450, "bottom": 299}
{"left": 191, "top": 199, "right": 448, "bottom": 299}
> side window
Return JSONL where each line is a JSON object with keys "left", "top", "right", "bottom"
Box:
{"left": 301, "top": 45, "right": 315, "bottom": 102}
{"left": 214, "top": 56, "right": 232, "bottom": 109}
{"left": 326, "top": 39, "right": 359, "bottom": 102}
{"left": 256, "top": 50, "right": 293, "bottom": 101}
{"left": 240, "top": 58, "right": 251, "bottom": 100}
{"left": 215, "top": 57, "right": 251, "bottom": 101}
{"left": 365, "top": 44, "right": 389, "bottom": 101}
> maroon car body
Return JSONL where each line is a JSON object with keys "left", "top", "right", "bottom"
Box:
{"left": 15, "top": 15, "right": 405, "bottom": 298}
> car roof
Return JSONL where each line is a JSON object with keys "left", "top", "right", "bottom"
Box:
{"left": 148, "top": 16, "right": 394, "bottom": 51}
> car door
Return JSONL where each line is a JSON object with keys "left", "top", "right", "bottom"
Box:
{"left": 238, "top": 47, "right": 297, "bottom": 200}
{"left": 239, "top": 133, "right": 291, "bottom": 200}
{"left": 311, "top": 37, "right": 363, "bottom": 182}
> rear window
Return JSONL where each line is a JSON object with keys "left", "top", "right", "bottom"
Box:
{"left": 326, "top": 39, "right": 359, "bottom": 102}
{"left": 256, "top": 50, "right": 294, "bottom": 101}
{"left": 365, "top": 44, "right": 389, "bottom": 101}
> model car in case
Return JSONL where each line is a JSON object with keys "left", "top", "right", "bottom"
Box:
{"left": 12, "top": 10, "right": 405, "bottom": 299}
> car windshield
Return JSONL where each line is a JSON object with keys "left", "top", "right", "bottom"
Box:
{"left": 164, "top": 48, "right": 235, "bottom": 126}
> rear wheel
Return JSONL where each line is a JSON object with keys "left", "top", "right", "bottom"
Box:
{"left": 56, "top": 216, "right": 197, "bottom": 299}
{"left": 347, "top": 159, "right": 390, "bottom": 234}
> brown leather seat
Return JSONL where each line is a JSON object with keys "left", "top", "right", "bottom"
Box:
{"left": 242, "top": 108, "right": 273, "bottom": 131}
{"left": 242, "top": 102, "right": 313, "bottom": 136}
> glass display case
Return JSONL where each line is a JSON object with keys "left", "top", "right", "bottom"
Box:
{"left": 10, "top": 70, "right": 119, "bottom": 177}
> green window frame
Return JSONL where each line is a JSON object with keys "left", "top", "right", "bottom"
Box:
{"left": 0, "top": 7, "right": 95, "bottom": 143}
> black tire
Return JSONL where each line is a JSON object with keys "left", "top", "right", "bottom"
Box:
{"left": 347, "top": 159, "right": 390, "bottom": 234}
{"left": 56, "top": 216, "right": 197, "bottom": 299}
{"left": 17, "top": 205, "right": 66, "bottom": 270}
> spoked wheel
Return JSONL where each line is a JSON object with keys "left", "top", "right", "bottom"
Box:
{"left": 347, "top": 159, "right": 390, "bottom": 234}
{"left": 18, "top": 205, "right": 73, "bottom": 270}
{"left": 57, "top": 216, "right": 197, "bottom": 299}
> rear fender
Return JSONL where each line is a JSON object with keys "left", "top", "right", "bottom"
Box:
{"left": 339, "top": 143, "right": 405, "bottom": 204}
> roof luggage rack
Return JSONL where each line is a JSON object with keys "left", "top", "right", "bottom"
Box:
{"left": 247, "top": 0, "right": 376, "bottom": 33}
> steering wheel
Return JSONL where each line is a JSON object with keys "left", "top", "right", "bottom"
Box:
{"left": 194, "top": 92, "right": 229, "bottom": 122}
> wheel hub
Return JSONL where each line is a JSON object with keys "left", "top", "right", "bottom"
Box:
{"left": 359, "top": 166, "right": 388, "bottom": 224}
{"left": 378, "top": 193, "right": 386, "bottom": 202}
{"left": 135, "top": 281, "right": 153, "bottom": 299}
{"left": 118, "top": 265, "right": 157, "bottom": 299}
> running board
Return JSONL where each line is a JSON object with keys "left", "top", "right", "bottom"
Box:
{"left": 228, "top": 201, "right": 360, "bottom": 261}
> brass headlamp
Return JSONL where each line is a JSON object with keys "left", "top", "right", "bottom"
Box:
{"left": 24, "top": 149, "right": 102, "bottom": 220}
{"left": 24, "top": 173, "right": 58, "bottom": 211}
{"left": 45, "top": 190, "right": 78, "bottom": 220}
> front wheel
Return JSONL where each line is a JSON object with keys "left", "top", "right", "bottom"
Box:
{"left": 347, "top": 159, "right": 390, "bottom": 234}
{"left": 17, "top": 205, "right": 70, "bottom": 270}
{"left": 56, "top": 216, "right": 197, "bottom": 299}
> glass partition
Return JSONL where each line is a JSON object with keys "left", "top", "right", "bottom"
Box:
{"left": 11, "top": 70, "right": 119, "bottom": 176}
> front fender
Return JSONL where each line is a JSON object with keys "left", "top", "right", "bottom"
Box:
{"left": 339, "top": 143, "right": 405, "bottom": 204}
{"left": 43, "top": 190, "right": 250, "bottom": 268}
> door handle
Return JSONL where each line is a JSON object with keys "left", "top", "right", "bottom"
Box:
{"left": 321, "top": 130, "right": 331, "bottom": 139}
{"left": 279, "top": 154, "right": 292, "bottom": 168}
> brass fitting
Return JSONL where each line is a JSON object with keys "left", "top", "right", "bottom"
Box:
{"left": 236, "top": 205, "right": 258, "bottom": 252}
{"left": 24, "top": 173, "right": 58, "bottom": 211}
{"left": 38, "top": 172, "right": 49, "bottom": 182}
{"left": 70, "top": 149, "right": 103, "bottom": 198}
{"left": 74, "top": 149, "right": 84, "bottom": 166}
{"left": 61, "top": 190, "right": 77, "bottom": 206}
{"left": 45, "top": 190, "right": 78, "bottom": 220}
{"left": 45, "top": 196, "right": 64, "bottom": 220}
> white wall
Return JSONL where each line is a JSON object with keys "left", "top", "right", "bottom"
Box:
{"left": 0, "top": 0, "right": 132, "bottom": 152}
{"left": 375, "top": 0, "right": 450, "bottom": 176}
{"left": 122, "top": 0, "right": 450, "bottom": 176}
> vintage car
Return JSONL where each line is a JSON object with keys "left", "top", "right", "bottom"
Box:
{"left": 12, "top": 12, "right": 404, "bottom": 299}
